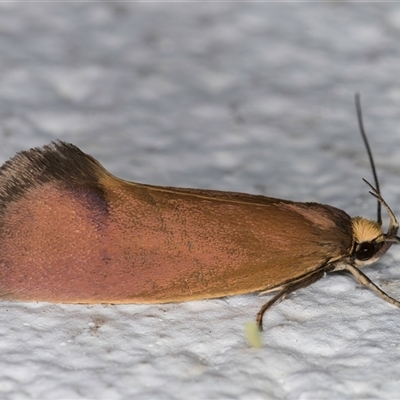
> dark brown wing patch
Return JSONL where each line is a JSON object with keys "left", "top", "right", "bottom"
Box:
{"left": 0, "top": 141, "right": 107, "bottom": 216}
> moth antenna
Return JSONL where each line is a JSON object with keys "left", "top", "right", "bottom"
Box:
{"left": 362, "top": 177, "right": 378, "bottom": 194}
{"left": 355, "top": 93, "right": 382, "bottom": 225}
{"left": 363, "top": 178, "right": 399, "bottom": 237}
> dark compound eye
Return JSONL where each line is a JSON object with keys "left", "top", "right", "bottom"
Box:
{"left": 355, "top": 242, "right": 376, "bottom": 261}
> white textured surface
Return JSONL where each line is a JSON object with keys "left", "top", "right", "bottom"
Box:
{"left": 1, "top": 3, "right": 400, "bottom": 400}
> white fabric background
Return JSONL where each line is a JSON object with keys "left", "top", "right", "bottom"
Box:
{"left": 1, "top": 3, "right": 400, "bottom": 399}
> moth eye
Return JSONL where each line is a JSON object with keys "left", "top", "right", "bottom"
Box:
{"left": 355, "top": 242, "right": 376, "bottom": 261}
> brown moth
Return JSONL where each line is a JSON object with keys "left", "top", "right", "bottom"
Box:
{"left": 0, "top": 94, "right": 399, "bottom": 330}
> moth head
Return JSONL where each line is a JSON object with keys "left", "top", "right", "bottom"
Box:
{"left": 350, "top": 183, "right": 400, "bottom": 267}
{"left": 351, "top": 216, "right": 386, "bottom": 266}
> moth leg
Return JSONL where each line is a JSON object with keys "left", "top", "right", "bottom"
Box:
{"left": 258, "top": 286, "right": 283, "bottom": 296}
{"left": 344, "top": 264, "right": 400, "bottom": 307}
{"left": 256, "top": 285, "right": 296, "bottom": 331}
{"left": 256, "top": 268, "right": 328, "bottom": 331}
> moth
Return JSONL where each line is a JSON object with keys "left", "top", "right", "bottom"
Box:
{"left": 0, "top": 95, "right": 399, "bottom": 330}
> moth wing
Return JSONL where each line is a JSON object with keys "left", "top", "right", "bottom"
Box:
{"left": 109, "top": 182, "right": 354, "bottom": 300}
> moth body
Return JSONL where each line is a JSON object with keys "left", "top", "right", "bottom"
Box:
{"left": 0, "top": 129, "right": 399, "bottom": 330}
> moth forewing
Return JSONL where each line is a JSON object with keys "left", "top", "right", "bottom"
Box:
{"left": 0, "top": 144, "right": 354, "bottom": 305}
